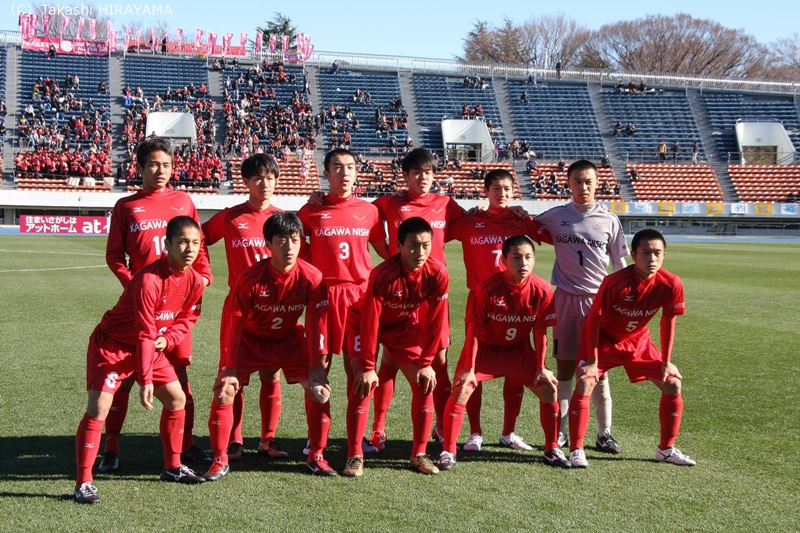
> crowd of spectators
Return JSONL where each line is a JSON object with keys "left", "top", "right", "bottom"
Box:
{"left": 15, "top": 146, "right": 111, "bottom": 179}
{"left": 120, "top": 142, "right": 222, "bottom": 189}
{"left": 222, "top": 59, "right": 317, "bottom": 160}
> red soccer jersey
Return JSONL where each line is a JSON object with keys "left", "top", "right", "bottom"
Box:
{"left": 106, "top": 188, "right": 212, "bottom": 287}
{"left": 97, "top": 255, "right": 204, "bottom": 384}
{"left": 358, "top": 255, "right": 450, "bottom": 371}
{"left": 225, "top": 258, "right": 329, "bottom": 368}
{"left": 591, "top": 266, "right": 686, "bottom": 343}
{"left": 471, "top": 271, "right": 557, "bottom": 346}
{"left": 447, "top": 208, "right": 542, "bottom": 290}
{"left": 297, "top": 194, "right": 385, "bottom": 286}
{"left": 373, "top": 192, "right": 465, "bottom": 263}
{"left": 201, "top": 202, "right": 284, "bottom": 290}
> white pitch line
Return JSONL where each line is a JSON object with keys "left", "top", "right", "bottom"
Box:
{"left": 0, "top": 249, "right": 105, "bottom": 257}
{"left": 0, "top": 264, "right": 108, "bottom": 273}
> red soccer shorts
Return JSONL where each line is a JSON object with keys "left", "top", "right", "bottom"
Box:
{"left": 345, "top": 315, "right": 424, "bottom": 367}
{"left": 456, "top": 339, "right": 538, "bottom": 386}
{"left": 234, "top": 327, "right": 309, "bottom": 385}
{"left": 86, "top": 326, "right": 178, "bottom": 393}
{"left": 577, "top": 332, "right": 664, "bottom": 383}
{"left": 164, "top": 332, "right": 193, "bottom": 367}
{"left": 327, "top": 283, "right": 366, "bottom": 356}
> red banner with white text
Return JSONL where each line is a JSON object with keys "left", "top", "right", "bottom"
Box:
{"left": 21, "top": 215, "right": 110, "bottom": 235}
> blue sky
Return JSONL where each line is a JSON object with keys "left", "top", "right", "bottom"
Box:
{"left": 3, "top": 0, "right": 796, "bottom": 59}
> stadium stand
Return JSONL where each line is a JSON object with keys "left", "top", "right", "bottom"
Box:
{"left": 507, "top": 81, "right": 604, "bottom": 159}
{"left": 221, "top": 60, "right": 316, "bottom": 160}
{"left": 528, "top": 163, "right": 621, "bottom": 201}
{"left": 317, "top": 69, "right": 408, "bottom": 152}
{"left": 122, "top": 55, "right": 209, "bottom": 103}
{"left": 412, "top": 74, "right": 504, "bottom": 153}
{"left": 627, "top": 164, "right": 723, "bottom": 202}
{"left": 0, "top": 47, "right": 7, "bottom": 143}
{"left": 728, "top": 164, "right": 800, "bottom": 202}
{"left": 602, "top": 90, "right": 704, "bottom": 163}
{"left": 351, "top": 158, "right": 521, "bottom": 200}
{"left": 702, "top": 92, "right": 800, "bottom": 161}
{"left": 229, "top": 156, "right": 320, "bottom": 196}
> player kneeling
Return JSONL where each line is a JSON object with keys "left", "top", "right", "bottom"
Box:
{"left": 205, "top": 212, "right": 335, "bottom": 480}
{"left": 567, "top": 229, "right": 695, "bottom": 468}
{"left": 343, "top": 217, "right": 450, "bottom": 477}
{"left": 74, "top": 216, "right": 206, "bottom": 504}
{"left": 438, "top": 235, "right": 570, "bottom": 471}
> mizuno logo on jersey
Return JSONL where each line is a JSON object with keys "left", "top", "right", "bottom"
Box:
{"left": 321, "top": 213, "right": 332, "bottom": 219}
{"left": 238, "top": 223, "right": 249, "bottom": 229}
{"left": 260, "top": 290, "right": 270, "bottom": 298}
{"left": 475, "top": 222, "right": 485, "bottom": 228}
{"left": 133, "top": 206, "right": 146, "bottom": 213}
{"left": 392, "top": 290, "right": 404, "bottom": 298}
{"left": 354, "top": 215, "right": 366, "bottom": 221}
{"left": 492, "top": 296, "right": 507, "bottom": 308}
{"left": 171, "top": 206, "right": 184, "bottom": 211}
{"left": 624, "top": 295, "right": 634, "bottom": 302}
{"left": 432, "top": 207, "right": 444, "bottom": 213}
{"left": 401, "top": 206, "right": 411, "bottom": 212}
{"left": 560, "top": 221, "right": 570, "bottom": 226}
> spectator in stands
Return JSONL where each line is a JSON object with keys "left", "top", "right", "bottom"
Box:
{"left": 692, "top": 141, "right": 699, "bottom": 165}
{"left": 630, "top": 167, "right": 639, "bottom": 181}
{"left": 521, "top": 90, "right": 529, "bottom": 102}
{"left": 47, "top": 44, "right": 56, "bottom": 60}
{"left": 616, "top": 81, "right": 626, "bottom": 93}
{"left": 161, "top": 37, "right": 168, "bottom": 55}
{"left": 671, "top": 141, "right": 680, "bottom": 163}
{"left": 626, "top": 122, "right": 636, "bottom": 137}
{"left": 601, "top": 180, "right": 612, "bottom": 195}
{"left": 600, "top": 154, "right": 611, "bottom": 168}
{"left": 555, "top": 60, "right": 562, "bottom": 79}
{"left": 97, "top": 81, "right": 107, "bottom": 94}
{"left": 527, "top": 73, "right": 536, "bottom": 85}
{"left": 526, "top": 158, "right": 540, "bottom": 176}
{"left": 639, "top": 81, "right": 648, "bottom": 93}
{"left": 331, "top": 60, "right": 340, "bottom": 74}
{"left": 613, "top": 121, "right": 623, "bottom": 137}
{"left": 557, "top": 158, "right": 566, "bottom": 173}
{"left": 658, "top": 141, "right": 668, "bottom": 163}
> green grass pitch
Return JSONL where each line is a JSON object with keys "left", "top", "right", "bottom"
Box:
{"left": 0, "top": 235, "right": 798, "bottom": 530}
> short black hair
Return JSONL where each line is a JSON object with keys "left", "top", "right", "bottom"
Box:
{"left": 401, "top": 148, "right": 437, "bottom": 173}
{"left": 263, "top": 212, "right": 304, "bottom": 242}
{"left": 502, "top": 234, "right": 536, "bottom": 257}
{"left": 166, "top": 216, "right": 200, "bottom": 242}
{"left": 631, "top": 228, "right": 667, "bottom": 252}
{"left": 136, "top": 137, "right": 173, "bottom": 169}
{"left": 241, "top": 153, "right": 280, "bottom": 181}
{"left": 484, "top": 168, "right": 515, "bottom": 190}
{"left": 324, "top": 148, "right": 356, "bottom": 172}
{"left": 566, "top": 159, "right": 597, "bottom": 180}
{"left": 397, "top": 216, "right": 433, "bottom": 245}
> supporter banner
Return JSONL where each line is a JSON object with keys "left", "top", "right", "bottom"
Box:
{"left": 706, "top": 202, "right": 723, "bottom": 215}
{"left": 21, "top": 215, "right": 110, "bottom": 235}
{"left": 89, "top": 19, "right": 97, "bottom": 40}
{"left": 780, "top": 204, "right": 798, "bottom": 215}
{"left": 755, "top": 203, "right": 773, "bottom": 215}
{"left": 681, "top": 203, "right": 700, "bottom": 215}
{"left": 254, "top": 32, "right": 262, "bottom": 52}
{"left": 658, "top": 202, "right": 675, "bottom": 214}
{"left": 125, "top": 39, "right": 246, "bottom": 56}
{"left": 633, "top": 202, "right": 652, "bottom": 214}
{"left": 42, "top": 13, "right": 53, "bottom": 37}
{"left": 730, "top": 203, "right": 748, "bottom": 215}
{"left": 22, "top": 35, "right": 109, "bottom": 56}
{"left": 611, "top": 201, "right": 627, "bottom": 214}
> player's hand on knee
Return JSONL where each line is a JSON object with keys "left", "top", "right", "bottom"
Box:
{"left": 662, "top": 362, "right": 682, "bottom": 383}
{"left": 140, "top": 384, "right": 154, "bottom": 410}
{"left": 417, "top": 365, "right": 437, "bottom": 395}
{"left": 534, "top": 368, "right": 558, "bottom": 392}
{"left": 575, "top": 362, "right": 598, "bottom": 383}
{"left": 355, "top": 369, "right": 378, "bottom": 398}
{"left": 453, "top": 369, "right": 477, "bottom": 392}
{"left": 154, "top": 336, "right": 167, "bottom": 351}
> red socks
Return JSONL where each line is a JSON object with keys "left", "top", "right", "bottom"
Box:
{"left": 568, "top": 392, "right": 591, "bottom": 450}
{"left": 501, "top": 380, "right": 525, "bottom": 436}
{"left": 346, "top": 388, "right": 372, "bottom": 457}
{"left": 209, "top": 401, "right": 233, "bottom": 463}
{"left": 102, "top": 387, "right": 129, "bottom": 454}
{"left": 259, "top": 379, "right": 282, "bottom": 442}
{"left": 659, "top": 393, "right": 683, "bottom": 449}
{"left": 539, "top": 401, "right": 560, "bottom": 452}
{"left": 442, "top": 400, "right": 466, "bottom": 454}
{"left": 160, "top": 408, "right": 185, "bottom": 470}
{"left": 76, "top": 414, "right": 104, "bottom": 485}
{"left": 372, "top": 362, "right": 398, "bottom": 433}
{"left": 305, "top": 394, "right": 331, "bottom": 459}
{"left": 410, "top": 384, "right": 434, "bottom": 456}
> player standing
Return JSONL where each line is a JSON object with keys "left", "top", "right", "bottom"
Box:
{"left": 369, "top": 148, "right": 464, "bottom": 448}
{"left": 533, "top": 159, "right": 628, "bottom": 453}
{"left": 437, "top": 235, "right": 570, "bottom": 470}
{"left": 567, "top": 229, "right": 695, "bottom": 467}
{"left": 201, "top": 154, "right": 284, "bottom": 461}
{"left": 101, "top": 137, "right": 213, "bottom": 472}
{"left": 74, "top": 216, "right": 206, "bottom": 504}
{"left": 297, "top": 148, "right": 388, "bottom": 454}
{"left": 342, "top": 217, "right": 449, "bottom": 477}
{"left": 204, "top": 212, "right": 336, "bottom": 480}
{"left": 446, "top": 169, "right": 542, "bottom": 452}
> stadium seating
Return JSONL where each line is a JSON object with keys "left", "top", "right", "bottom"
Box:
{"left": 317, "top": 69, "right": 408, "bottom": 152}
{"left": 122, "top": 55, "right": 209, "bottom": 101}
{"left": 602, "top": 90, "right": 704, "bottom": 162}
{"left": 528, "top": 163, "right": 620, "bottom": 201}
{"left": 702, "top": 92, "right": 800, "bottom": 161}
{"left": 230, "top": 157, "right": 320, "bottom": 197}
{"left": 507, "top": 81, "right": 604, "bottom": 159}
{"left": 728, "top": 164, "right": 800, "bottom": 202}
{"left": 412, "top": 74, "right": 505, "bottom": 153}
{"left": 627, "top": 164, "right": 723, "bottom": 202}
